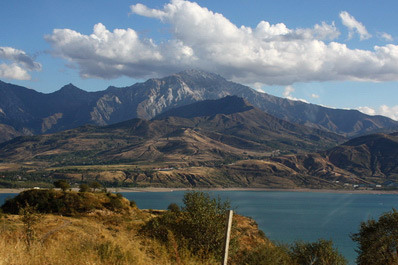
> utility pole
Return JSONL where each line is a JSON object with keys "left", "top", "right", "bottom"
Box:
{"left": 222, "top": 210, "right": 233, "bottom": 265}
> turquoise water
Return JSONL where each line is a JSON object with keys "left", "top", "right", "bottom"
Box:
{"left": 2, "top": 190, "right": 397, "bottom": 264}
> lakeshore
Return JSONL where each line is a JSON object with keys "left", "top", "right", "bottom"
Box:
{"left": 1, "top": 187, "right": 398, "bottom": 194}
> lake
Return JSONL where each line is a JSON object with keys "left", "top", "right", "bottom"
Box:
{"left": 2, "top": 190, "right": 397, "bottom": 264}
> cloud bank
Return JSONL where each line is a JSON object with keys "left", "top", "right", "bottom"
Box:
{"left": 45, "top": 0, "right": 398, "bottom": 86}
{"left": 0, "top": 47, "right": 42, "bottom": 80}
{"left": 358, "top": 105, "right": 398, "bottom": 121}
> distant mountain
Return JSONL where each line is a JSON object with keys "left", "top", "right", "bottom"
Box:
{"left": 0, "top": 96, "right": 344, "bottom": 165}
{"left": 266, "top": 132, "right": 398, "bottom": 185}
{"left": 1, "top": 70, "right": 397, "bottom": 143}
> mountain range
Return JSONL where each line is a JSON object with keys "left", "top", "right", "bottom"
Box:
{"left": 1, "top": 69, "right": 397, "bottom": 143}
{"left": 1, "top": 95, "right": 398, "bottom": 188}
{"left": 267, "top": 132, "right": 398, "bottom": 185}
{"left": 0, "top": 96, "right": 344, "bottom": 166}
{"left": 1, "top": 70, "right": 398, "bottom": 188}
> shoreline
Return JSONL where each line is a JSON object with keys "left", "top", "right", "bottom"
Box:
{"left": 1, "top": 187, "right": 398, "bottom": 194}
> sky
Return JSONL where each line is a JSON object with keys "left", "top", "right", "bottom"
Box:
{"left": 1, "top": 0, "right": 398, "bottom": 120}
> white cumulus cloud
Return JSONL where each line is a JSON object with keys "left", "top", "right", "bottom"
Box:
{"left": 283, "top": 85, "right": 295, "bottom": 97}
{"left": 339, "top": 11, "right": 371, "bottom": 40}
{"left": 45, "top": 1, "right": 398, "bottom": 86}
{"left": 358, "top": 106, "right": 377, "bottom": 116}
{"left": 358, "top": 105, "right": 398, "bottom": 120}
{"left": 0, "top": 47, "right": 41, "bottom": 80}
{"left": 282, "top": 85, "right": 308, "bottom": 103}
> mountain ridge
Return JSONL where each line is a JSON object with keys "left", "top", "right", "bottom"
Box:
{"left": 0, "top": 69, "right": 397, "bottom": 143}
{"left": 0, "top": 96, "right": 344, "bottom": 165}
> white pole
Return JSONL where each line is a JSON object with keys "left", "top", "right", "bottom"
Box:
{"left": 222, "top": 210, "right": 233, "bottom": 265}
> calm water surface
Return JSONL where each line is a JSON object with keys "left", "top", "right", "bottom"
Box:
{"left": 2, "top": 190, "right": 397, "bottom": 264}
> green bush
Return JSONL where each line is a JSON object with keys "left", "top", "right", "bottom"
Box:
{"left": 167, "top": 203, "right": 180, "bottom": 213}
{"left": 180, "top": 191, "right": 232, "bottom": 258}
{"left": 289, "top": 239, "right": 347, "bottom": 265}
{"left": 1, "top": 189, "right": 128, "bottom": 216}
{"left": 352, "top": 209, "right": 398, "bottom": 265}
{"left": 53, "top": 180, "right": 70, "bottom": 192}
{"left": 129, "top": 200, "right": 137, "bottom": 208}
{"left": 141, "top": 191, "right": 234, "bottom": 261}
{"left": 239, "top": 244, "right": 292, "bottom": 265}
{"left": 89, "top": 181, "right": 102, "bottom": 192}
{"left": 79, "top": 183, "right": 91, "bottom": 192}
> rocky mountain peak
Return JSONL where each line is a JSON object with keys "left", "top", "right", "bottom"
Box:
{"left": 55, "top": 83, "right": 86, "bottom": 95}
{"left": 174, "top": 69, "right": 225, "bottom": 82}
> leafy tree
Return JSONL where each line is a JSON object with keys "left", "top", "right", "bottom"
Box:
{"left": 89, "top": 181, "right": 102, "bottom": 192}
{"left": 289, "top": 239, "right": 347, "bottom": 265}
{"left": 180, "top": 191, "right": 232, "bottom": 258}
{"left": 53, "top": 180, "right": 70, "bottom": 192}
{"left": 142, "top": 191, "right": 234, "bottom": 260}
{"left": 167, "top": 203, "right": 180, "bottom": 213}
{"left": 352, "top": 209, "right": 398, "bottom": 265}
{"left": 79, "top": 183, "right": 91, "bottom": 192}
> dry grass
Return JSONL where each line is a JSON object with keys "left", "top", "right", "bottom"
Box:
{"left": 0, "top": 211, "right": 268, "bottom": 265}
{"left": 0, "top": 210, "right": 219, "bottom": 265}
{"left": 0, "top": 189, "right": 273, "bottom": 265}
{"left": 0, "top": 212, "right": 215, "bottom": 265}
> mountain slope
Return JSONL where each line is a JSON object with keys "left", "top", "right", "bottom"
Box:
{"left": 1, "top": 70, "right": 397, "bottom": 143}
{"left": 0, "top": 96, "right": 344, "bottom": 165}
{"left": 154, "top": 96, "right": 344, "bottom": 151}
{"left": 265, "top": 132, "right": 398, "bottom": 185}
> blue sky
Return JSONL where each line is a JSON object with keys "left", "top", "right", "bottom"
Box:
{"left": 1, "top": 0, "right": 398, "bottom": 120}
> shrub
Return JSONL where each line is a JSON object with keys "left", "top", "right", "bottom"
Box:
{"left": 129, "top": 200, "right": 137, "bottom": 208}
{"left": 167, "top": 203, "right": 180, "bottom": 213}
{"left": 1, "top": 189, "right": 129, "bottom": 216}
{"left": 79, "top": 183, "right": 91, "bottom": 192}
{"left": 289, "top": 239, "right": 347, "bottom": 265}
{"left": 89, "top": 181, "right": 102, "bottom": 192}
{"left": 19, "top": 203, "right": 42, "bottom": 250}
{"left": 141, "top": 191, "right": 234, "bottom": 261}
{"left": 239, "top": 244, "right": 293, "bottom": 265}
{"left": 53, "top": 180, "right": 70, "bottom": 192}
{"left": 180, "top": 191, "right": 232, "bottom": 258}
{"left": 106, "top": 196, "right": 124, "bottom": 212}
{"left": 352, "top": 209, "right": 398, "bottom": 265}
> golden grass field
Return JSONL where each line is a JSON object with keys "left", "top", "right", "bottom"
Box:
{"left": 0, "top": 190, "right": 270, "bottom": 265}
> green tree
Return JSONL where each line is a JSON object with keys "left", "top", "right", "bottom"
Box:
{"left": 289, "top": 239, "right": 347, "bottom": 265}
{"left": 167, "top": 203, "right": 180, "bottom": 213}
{"left": 89, "top": 181, "right": 102, "bottom": 192}
{"left": 141, "top": 191, "right": 234, "bottom": 261}
{"left": 352, "top": 209, "right": 398, "bottom": 265}
{"left": 79, "top": 183, "right": 91, "bottom": 192}
{"left": 53, "top": 180, "right": 70, "bottom": 192}
{"left": 180, "top": 191, "right": 232, "bottom": 259}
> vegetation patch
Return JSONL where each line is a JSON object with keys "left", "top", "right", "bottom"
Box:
{"left": 1, "top": 189, "right": 131, "bottom": 216}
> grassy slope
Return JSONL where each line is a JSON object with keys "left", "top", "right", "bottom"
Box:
{"left": 0, "top": 190, "right": 270, "bottom": 265}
